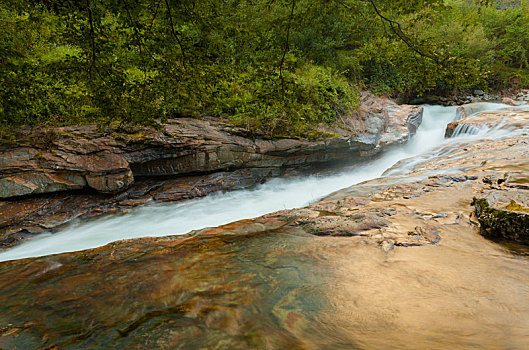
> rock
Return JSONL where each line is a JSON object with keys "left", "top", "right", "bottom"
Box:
{"left": 454, "top": 102, "right": 498, "bottom": 120}
{"left": 0, "top": 172, "right": 86, "bottom": 198}
{"left": 0, "top": 167, "right": 285, "bottom": 246}
{"left": 502, "top": 97, "right": 525, "bottom": 106}
{"left": 0, "top": 94, "right": 423, "bottom": 199}
{"left": 474, "top": 89, "right": 485, "bottom": 96}
{"left": 446, "top": 105, "right": 529, "bottom": 137}
{"left": 473, "top": 196, "right": 529, "bottom": 245}
{"left": 379, "top": 104, "right": 423, "bottom": 147}
{"left": 85, "top": 169, "right": 134, "bottom": 193}
{"left": 517, "top": 89, "right": 529, "bottom": 101}
{"left": 299, "top": 211, "right": 390, "bottom": 237}
{"left": 0, "top": 143, "right": 134, "bottom": 198}
{"left": 317, "top": 91, "right": 423, "bottom": 155}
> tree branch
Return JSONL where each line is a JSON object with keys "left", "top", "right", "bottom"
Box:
{"left": 333, "top": 0, "right": 437, "bottom": 63}
{"left": 164, "top": 0, "right": 187, "bottom": 70}
{"left": 86, "top": 0, "right": 97, "bottom": 79}
{"left": 279, "top": 0, "right": 296, "bottom": 92}
{"left": 121, "top": 0, "right": 148, "bottom": 74}
{"left": 148, "top": 0, "right": 162, "bottom": 33}
{"left": 366, "top": 0, "right": 436, "bottom": 62}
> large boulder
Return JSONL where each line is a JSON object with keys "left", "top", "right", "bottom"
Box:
{"left": 316, "top": 91, "right": 423, "bottom": 155}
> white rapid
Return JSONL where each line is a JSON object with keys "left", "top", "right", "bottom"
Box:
{"left": 0, "top": 104, "right": 515, "bottom": 262}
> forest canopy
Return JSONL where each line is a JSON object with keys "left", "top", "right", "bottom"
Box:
{"left": 1, "top": 0, "right": 528, "bottom": 136}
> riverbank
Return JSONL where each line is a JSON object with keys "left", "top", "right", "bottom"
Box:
{"left": 408, "top": 88, "right": 529, "bottom": 106}
{"left": 0, "top": 93, "right": 423, "bottom": 248}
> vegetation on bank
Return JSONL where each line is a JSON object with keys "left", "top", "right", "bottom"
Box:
{"left": 1, "top": 0, "right": 528, "bottom": 137}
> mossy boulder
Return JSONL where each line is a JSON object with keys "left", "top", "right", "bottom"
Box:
{"left": 472, "top": 197, "right": 529, "bottom": 245}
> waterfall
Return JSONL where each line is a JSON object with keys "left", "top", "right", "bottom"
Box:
{"left": 451, "top": 123, "right": 482, "bottom": 137}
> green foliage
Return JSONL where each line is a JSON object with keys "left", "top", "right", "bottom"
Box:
{"left": 1, "top": 0, "right": 528, "bottom": 137}
{"left": 348, "top": 0, "right": 529, "bottom": 97}
{"left": 226, "top": 64, "right": 359, "bottom": 137}
{"left": 0, "top": 0, "right": 363, "bottom": 136}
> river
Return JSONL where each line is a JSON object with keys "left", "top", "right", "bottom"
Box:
{"left": 0, "top": 103, "right": 512, "bottom": 262}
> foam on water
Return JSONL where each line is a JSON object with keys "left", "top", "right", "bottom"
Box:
{"left": 0, "top": 104, "right": 517, "bottom": 262}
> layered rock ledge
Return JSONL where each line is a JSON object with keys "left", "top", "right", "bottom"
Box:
{"left": 446, "top": 103, "right": 529, "bottom": 137}
{"left": 0, "top": 94, "right": 422, "bottom": 200}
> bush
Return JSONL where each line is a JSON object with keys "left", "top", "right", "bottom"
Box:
{"left": 225, "top": 64, "right": 359, "bottom": 137}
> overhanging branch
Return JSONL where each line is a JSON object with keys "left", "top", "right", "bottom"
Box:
{"left": 334, "top": 0, "right": 438, "bottom": 63}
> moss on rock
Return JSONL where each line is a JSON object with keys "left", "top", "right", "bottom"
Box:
{"left": 472, "top": 197, "right": 529, "bottom": 245}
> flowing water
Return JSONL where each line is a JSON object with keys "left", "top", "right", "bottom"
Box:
{"left": 0, "top": 104, "right": 514, "bottom": 262}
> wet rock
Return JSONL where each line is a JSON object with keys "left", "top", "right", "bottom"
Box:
{"left": 0, "top": 146, "right": 133, "bottom": 198}
{"left": 0, "top": 167, "right": 284, "bottom": 247}
{"left": 0, "top": 95, "right": 422, "bottom": 199}
{"left": 85, "top": 169, "right": 134, "bottom": 193}
{"left": 446, "top": 105, "right": 529, "bottom": 137}
{"left": 0, "top": 174, "right": 484, "bottom": 347}
{"left": 379, "top": 104, "right": 423, "bottom": 148}
{"left": 454, "top": 102, "right": 497, "bottom": 121}
{"left": 300, "top": 211, "right": 390, "bottom": 237}
{"left": 517, "top": 89, "right": 529, "bottom": 101}
{"left": 473, "top": 196, "right": 529, "bottom": 244}
{"left": 0, "top": 172, "right": 86, "bottom": 198}
{"left": 1, "top": 113, "right": 529, "bottom": 348}
{"left": 473, "top": 185, "right": 529, "bottom": 244}
{"left": 502, "top": 97, "right": 525, "bottom": 106}
{"left": 323, "top": 92, "right": 424, "bottom": 154}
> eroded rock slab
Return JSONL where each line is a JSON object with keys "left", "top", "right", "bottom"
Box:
{"left": 0, "top": 168, "right": 280, "bottom": 249}
{"left": 446, "top": 105, "right": 529, "bottom": 137}
{"left": 1, "top": 137, "right": 529, "bottom": 348}
{"left": 0, "top": 95, "right": 424, "bottom": 245}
